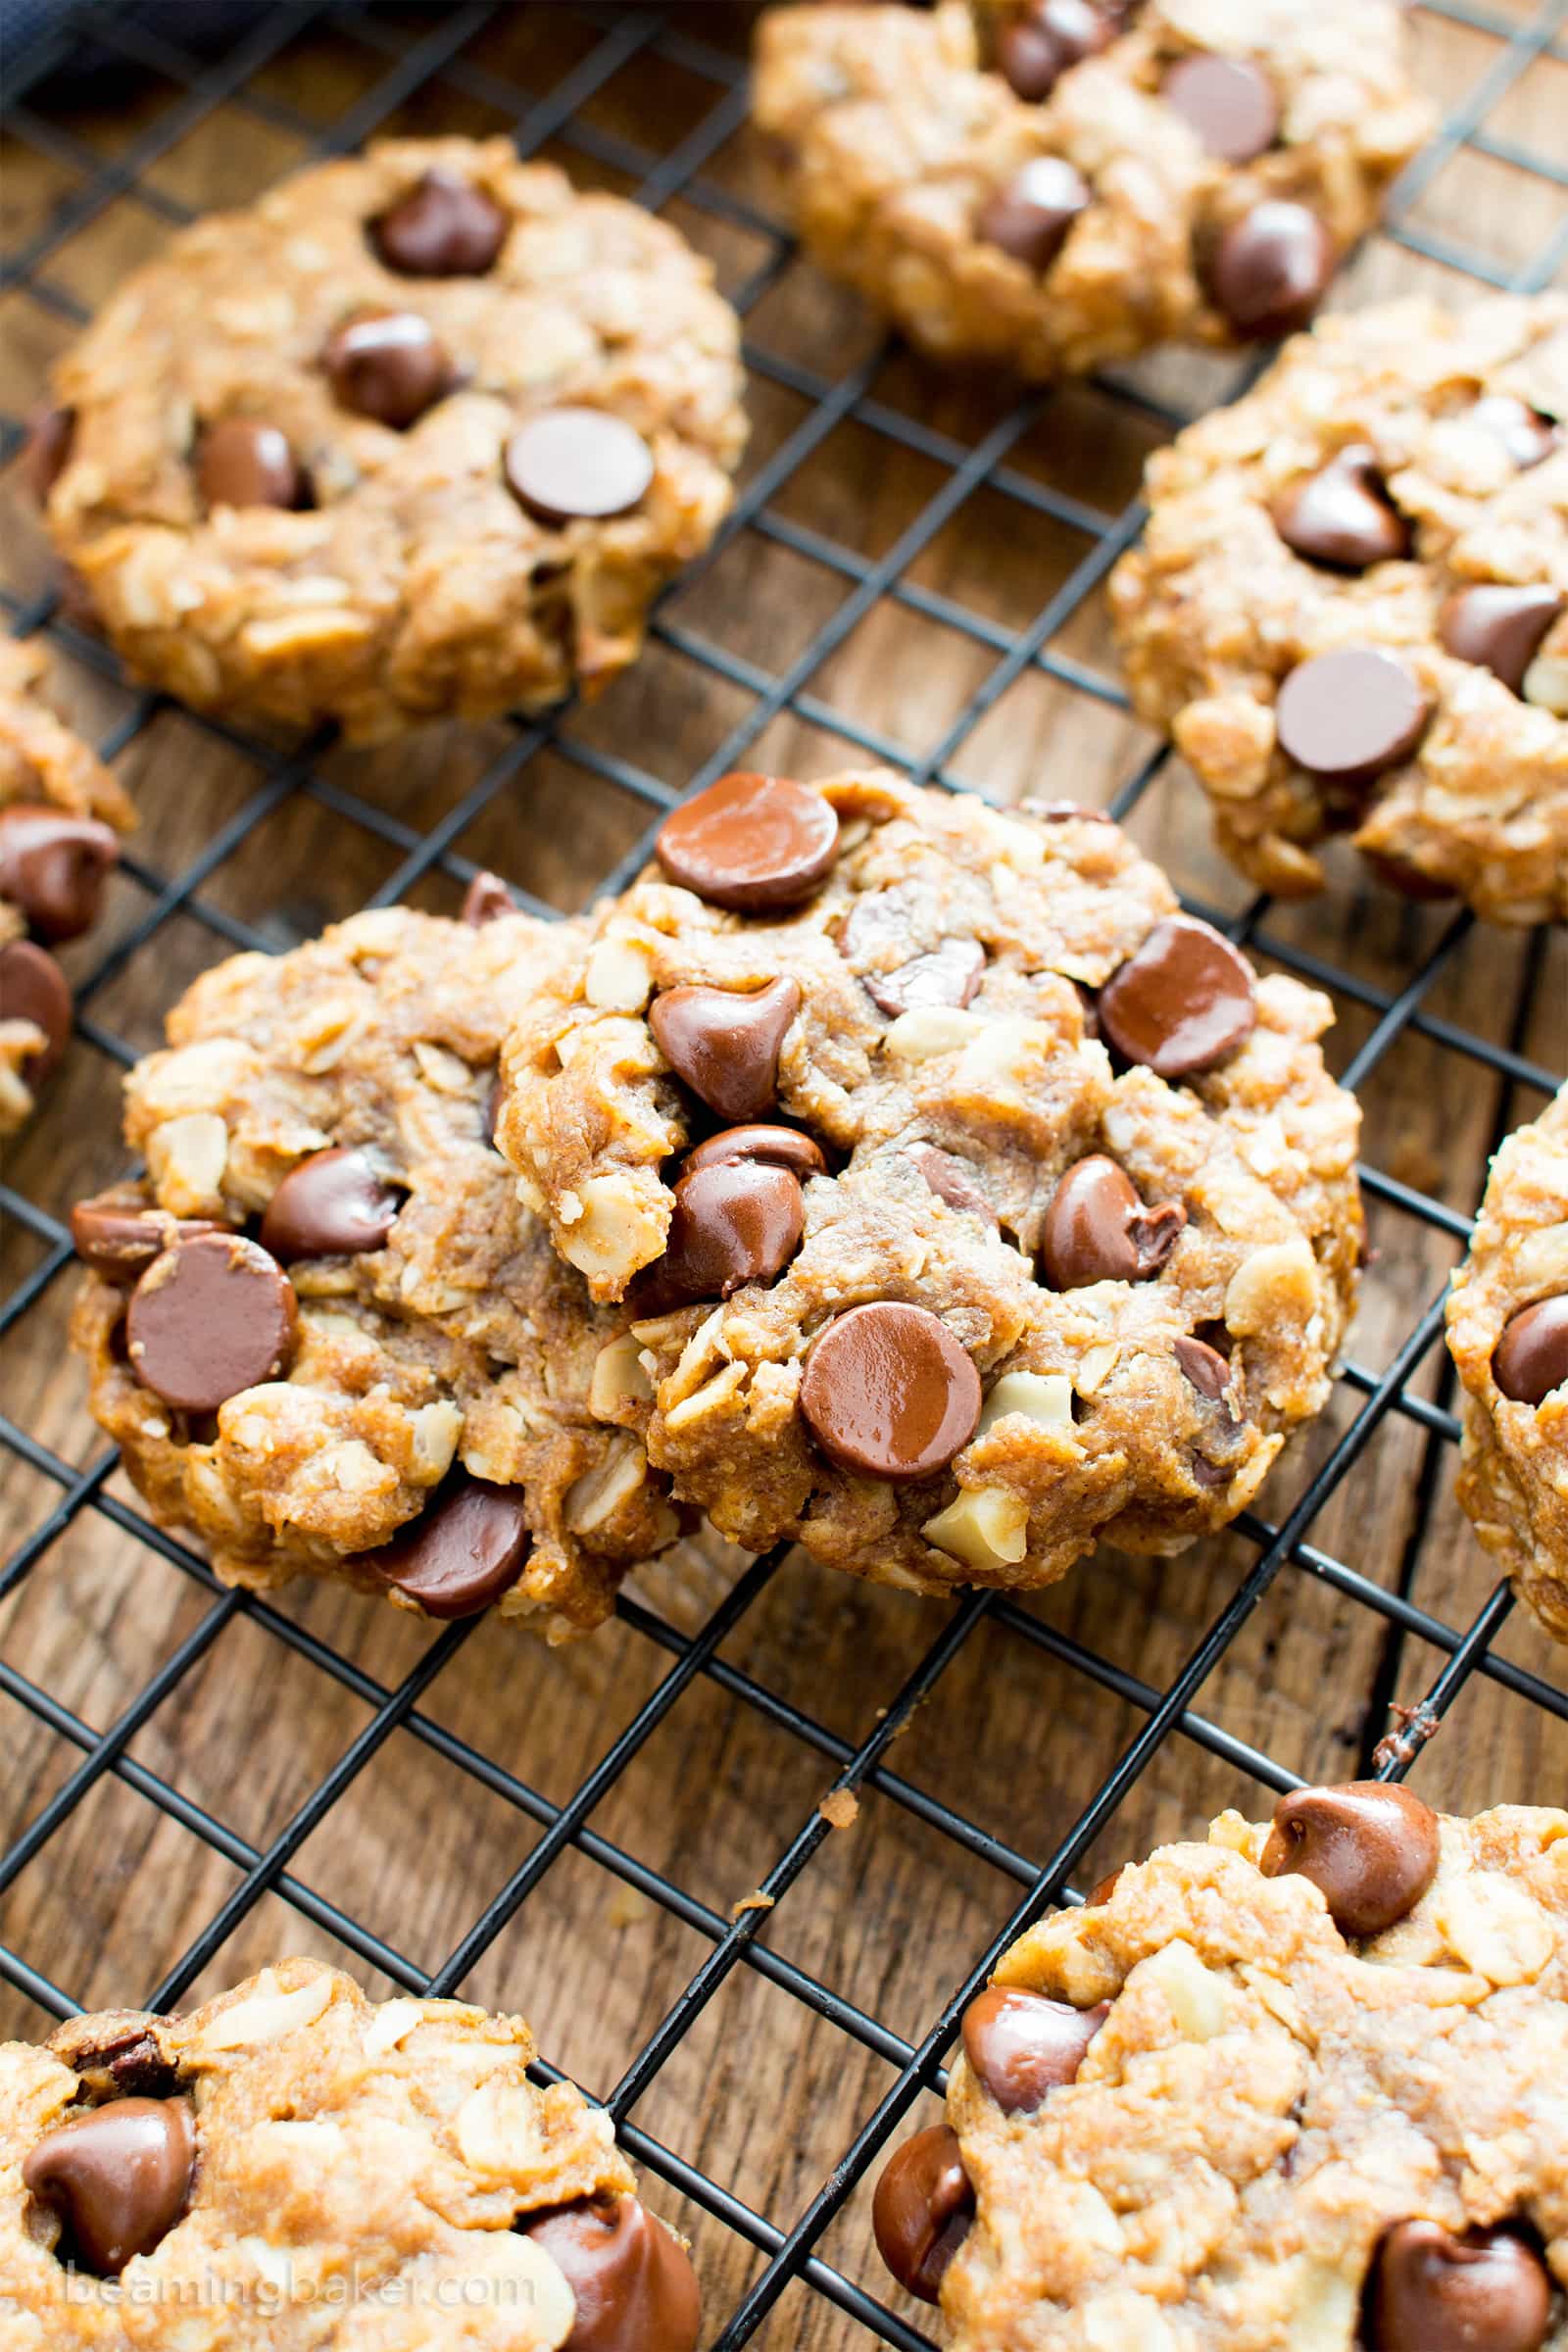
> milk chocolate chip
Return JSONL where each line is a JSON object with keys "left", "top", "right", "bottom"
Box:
{"left": 71, "top": 1198, "right": 224, "bottom": 1283}
{"left": 1438, "top": 584, "right": 1561, "bottom": 696}
{"left": 1365, "top": 2222, "right": 1551, "bottom": 2352}
{"left": 462, "top": 870, "right": 515, "bottom": 926}
{"left": 125, "top": 1232, "right": 298, "bottom": 1413}
{"left": 371, "top": 168, "right": 507, "bottom": 276}
{"left": 872, "top": 2126, "right": 974, "bottom": 2304}
{"left": 659, "top": 1159, "right": 805, "bottom": 1299}
{"left": 655, "top": 773, "right": 839, "bottom": 912}
{"left": 0, "top": 805, "right": 120, "bottom": 943}
{"left": 259, "top": 1147, "right": 401, "bottom": 1263}
{"left": 505, "top": 408, "right": 654, "bottom": 526}
{"left": 1273, "top": 447, "right": 1410, "bottom": 572}
{"left": 351, "top": 1477, "right": 531, "bottom": 1620}
{"left": 1492, "top": 1296, "right": 1568, "bottom": 1405}
{"left": 978, "top": 156, "right": 1092, "bottom": 273}
{"left": 1209, "top": 201, "right": 1335, "bottom": 340}
{"left": 800, "top": 1301, "right": 981, "bottom": 1481}
{"left": 1163, "top": 54, "right": 1278, "bottom": 163}
{"left": 1274, "top": 648, "right": 1431, "bottom": 786}
{"left": 1174, "top": 1334, "right": 1231, "bottom": 1401}
{"left": 196, "top": 418, "right": 308, "bottom": 512}
{"left": 519, "top": 2194, "right": 702, "bottom": 2352}
{"left": 681, "top": 1123, "right": 826, "bottom": 1181}
{"left": 0, "top": 939, "right": 72, "bottom": 1083}
{"left": 24, "top": 2095, "right": 195, "bottom": 2276}
{"left": 1098, "top": 914, "right": 1256, "bottom": 1078}
{"left": 1042, "top": 1154, "right": 1186, "bottom": 1288}
{"left": 961, "top": 1988, "right": 1109, "bottom": 2113}
{"left": 997, "top": 0, "right": 1116, "bottom": 100}
{"left": 905, "top": 1144, "right": 997, "bottom": 1226}
{"left": 323, "top": 309, "right": 453, "bottom": 428}
{"left": 1465, "top": 394, "right": 1560, "bottom": 470}
{"left": 649, "top": 975, "right": 801, "bottom": 1124}
{"left": 864, "top": 937, "right": 986, "bottom": 1018}
{"left": 1260, "top": 1780, "right": 1441, "bottom": 1938}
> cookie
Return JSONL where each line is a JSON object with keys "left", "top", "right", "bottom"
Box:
{"left": 753, "top": 1, "right": 1431, "bottom": 378}
{"left": 496, "top": 768, "right": 1362, "bottom": 1600}
{"left": 0, "top": 640, "right": 133, "bottom": 1137}
{"left": 3, "top": 1957, "right": 701, "bottom": 2346}
{"left": 1110, "top": 293, "right": 1568, "bottom": 922}
{"left": 30, "top": 137, "right": 746, "bottom": 742}
{"left": 874, "top": 1788, "right": 1568, "bottom": 2348}
{"left": 1446, "top": 1082, "right": 1568, "bottom": 1646}
{"left": 72, "top": 899, "right": 676, "bottom": 1641}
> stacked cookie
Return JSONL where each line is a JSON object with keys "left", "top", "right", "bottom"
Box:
{"left": 72, "top": 769, "right": 1363, "bottom": 1642}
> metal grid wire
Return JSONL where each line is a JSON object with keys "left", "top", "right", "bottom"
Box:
{"left": 0, "top": 3, "right": 1565, "bottom": 2344}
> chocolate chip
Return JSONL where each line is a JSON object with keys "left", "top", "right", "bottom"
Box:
{"left": 649, "top": 975, "right": 801, "bottom": 1123}
{"left": 1275, "top": 648, "right": 1431, "bottom": 786}
{"left": 505, "top": 408, "right": 654, "bottom": 526}
{"left": 23, "top": 2095, "right": 195, "bottom": 2276}
{"left": 22, "top": 405, "right": 74, "bottom": 505}
{"left": 1084, "top": 1866, "right": 1123, "bottom": 1906}
{"left": 872, "top": 2125, "right": 975, "bottom": 2304}
{"left": 462, "top": 870, "right": 515, "bottom": 926}
{"left": 1465, "top": 394, "right": 1560, "bottom": 470}
{"left": 71, "top": 1198, "right": 224, "bottom": 1283}
{"left": 259, "top": 1147, "right": 401, "bottom": 1263}
{"left": 1098, "top": 914, "right": 1256, "bottom": 1078}
{"left": 905, "top": 1143, "right": 998, "bottom": 1226}
{"left": 371, "top": 168, "right": 508, "bottom": 276}
{"left": 658, "top": 1160, "right": 805, "bottom": 1300}
{"left": 520, "top": 2195, "right": 702, "bottom": 2352}
{"left": 322, "top": 309, "right": 453, "bottom": 428}
{"left": 125, "top": 1232, "right": 298, "bottom": 1414}
{"left": 1439, "top": 584, "right": 1561, "bottom": 697}
{"left": 1162, "top": 54, "right": 1279, "bottom": 162}
{"left": 1208, "top": 201, "right": 1335, "bottom": 340}
{"left": 1174, "top": 1333, "right": 1231, "bottom": 1401}
{"left": 1273, "top": 446, "right": 1410, "bottom": 572}
{"left": 0, "top": 804, "right": 120, "bottom": 943}
{"left": 682, "top": 1123, "right": 826, "bottom": 1180}
{"left": 655, "top": 773, "right": 839, "bottom": 912}
{"left": 350, "top": 1476, "right": 530, "bottom": 1620}
{"left": 1492, "top": 1295, "right": 1568, "bottom": 1405}
{"left": 800, "top": 1300, "right": 981, "bottom": 1481}
{"left": 1259, "top": 1780, "right": 1441, "bottom": 1938}
{"left": 196, "top": 418, "right": 308, "bottom": 512}
{"left": 960, "top": 1987, "right": 1109, "bottom": 2113}
{"left": 865, "top": 937, "right": 986, "bottom": 1018}
{"left": 977, "top": 155, "right": 1092, "bottom": 273}
{"left": 0, "top": 938, "right": 72, "bottom": 1083}
{"left": 1366, "top": 2223, "right": 1551, "bottom": 2352}
{"left": 1042, "top": 1154, "right": 1186, "bottom": 1288}
{"left": 998, "top": 0, "right": 1116, "bottom": 98}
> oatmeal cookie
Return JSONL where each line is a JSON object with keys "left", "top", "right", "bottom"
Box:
{"left": 1446, "top": 1081, "right": 1568, "bottom": 1646}
{"left": 1110, "top": 293, "right": 1568, "bottom": 921}
{"left": 497, "top": 768, "right": 1361, "bottom": 1599}
{"left": 71, "top": 899, "right": 676, "bottom": 1642}
{"left": 0, "top": 639, "right": 132, "bottom": 1138}
{"left": 874, "top": 1786, "right": 1568, "bottom": 2349}
{"left": 1, "top": 1956, "right": 701, "bottom": 2347}
{"left": 30, "top": 137, "right": 746, "bottom": 742}
{"left": 753, "top": 1, "right": 1431, "bottom": 378}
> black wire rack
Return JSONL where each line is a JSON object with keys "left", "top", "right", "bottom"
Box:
{"left": 1, "top": 4, "right": 1565, "bottom": 2346}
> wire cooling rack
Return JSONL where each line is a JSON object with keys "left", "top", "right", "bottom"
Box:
{"left": 0, "top": 4, "right": 1565, "bottom": 2346}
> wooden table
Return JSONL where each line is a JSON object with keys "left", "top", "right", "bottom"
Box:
{"left": 0, "top": 6, "right": 1564, "bottom": 2344}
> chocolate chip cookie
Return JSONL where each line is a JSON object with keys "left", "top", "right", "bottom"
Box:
{"left": 753, "top": 1, "right": 1431, "bottom": 378}
{"left": 497, "top": 768, "right": 1362, "bottom": 1600}
{"left": 72, "top": 899, "right": 676, "bottom": 1640}
{"left": 1446, "top": 1082, "right": 1568, "bottom": 1646}
{"left": 874, "top": 1787, "right": 1567, "bottom": 2348}
{"left": 3, "top": 1957, "right": 701, "bottom": 2346}
{"left": 1110, "top": 293, "right": 1568, "bottom": 921}
{"left": 0, "top": 639, "right": 132, "bottom": 1137}
{"left": 31, "top": 137, "right": 746, "bottom": 742}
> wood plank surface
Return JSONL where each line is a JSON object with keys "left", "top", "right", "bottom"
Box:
{"left": 0, "top": 6, "right": 1564, "bottom": 2345}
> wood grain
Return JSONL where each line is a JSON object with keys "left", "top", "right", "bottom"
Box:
{"left": 0, "top": 7, "right": 1564, "bottom": 2345}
